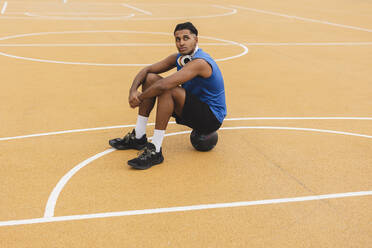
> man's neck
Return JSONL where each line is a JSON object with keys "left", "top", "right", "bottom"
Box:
{"left": 191, "top": 44, "right": 199, "bottom": 57}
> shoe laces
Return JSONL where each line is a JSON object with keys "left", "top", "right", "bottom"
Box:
{"left": 138, "top": 146, "right": 155, "bottom": 160}
{"left": 123, "top": 131, "right": 135, "bottom": 143}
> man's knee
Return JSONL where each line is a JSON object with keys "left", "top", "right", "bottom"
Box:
{"left": 170, "top": 87, "right": 185, "bottom": 101}
{"left": 158, "top": 87, "right": 183, "bottom": 99}
{"left": 143, "top": 73, "right": 162, "bottom": 89}
{"left": 157, "top": 87, "right": 185, "bottom": 114}
{"left": 157, "top": 88, "right": 172, "bottom": 102}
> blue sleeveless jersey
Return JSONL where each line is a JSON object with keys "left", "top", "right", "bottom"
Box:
{"left": 176, "top": 48, "right": 227, "bottom": 123}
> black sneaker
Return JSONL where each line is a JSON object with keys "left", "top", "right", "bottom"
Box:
{"left": 128, "top": 143, "right": 164, "bottom": 170}
{"left": 109, "top": 129, "right": 147, "bottom": 150}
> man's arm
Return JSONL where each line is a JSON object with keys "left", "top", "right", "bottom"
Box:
{"left": 129, "top": 53, "right": 178, "bottom": 93}
{"left": 137, "top": 58, "right": 212, "bottom": 102}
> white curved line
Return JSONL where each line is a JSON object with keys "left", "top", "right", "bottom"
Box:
{"left": 1, "top": 2, "right": 8, "bottom": 15}
{"left": 44, "top": 149, "right": 115, "bottom": 217}
{"left": 2, "top": 117, "right": 372, "bottom": 141}
{"left": 44, "top": 125, "right": 372, "bottom": 217}
{"left": 125, "top": 5, "right": 237, "bottom": 20}
{"left": 199, "top": 35, "right": 248, "bottom": 61}
{"left": 0, "top": 30, "right": 170, "bottom": 41}
{"left": 43, "top": 131, "right": 188, "bottom": 217}
{"left": 220, "top": 126, "right": 372, "bottom": 139}
{"left": 0, "top": 43, "right": 231, "bottom": 47}
{"left": 1, "top": 4, "right": 236, "bottom": 21}
{"left": 2, "top": 42, "right": 372, "bottom": 47}
{"left": 24, "top": 12, "right": 135, "bottom": 20}
{"left": 22, "top": 12, "right": 134, "bottom": 16}
{"left": 0, "top": 51, "right": 149, "bottom": 66}
{"left": 0, "top": 30, "right": 247, "bottom": 66}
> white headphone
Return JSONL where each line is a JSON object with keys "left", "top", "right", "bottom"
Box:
{"left": 178, "top": 45, "right": 199, "bottom": 67}
{"left": 178, "top": 55, "right": 192, "bottom": 67}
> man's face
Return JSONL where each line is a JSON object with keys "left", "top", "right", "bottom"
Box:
{"left": 174, "top": 29, "right": 198, "bottom": 55}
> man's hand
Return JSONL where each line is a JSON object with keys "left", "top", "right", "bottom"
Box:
{"left": 129, "top": 90, "right": 142, "bottom": 108}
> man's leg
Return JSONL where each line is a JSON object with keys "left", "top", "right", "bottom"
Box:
{"left": 155, "top": 86, "right": 185, "bottom": 130}
{"left": 151, "top": 87, "right": 185, "bottom": 152}
{"left": 138, "top": 73, "right": 162, "bottom": 117}
{"left": 109, "top": 73, "right": 163, "bottom": 150}
{"left": 134, "top": 73, "right": 163, "bottom": 139}
{"left": 127, "top": 87, "right": 186, "bottom": 169}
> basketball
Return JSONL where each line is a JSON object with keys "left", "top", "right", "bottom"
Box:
{"left": 190, "top": 130, "right": 218, "bottom": 151}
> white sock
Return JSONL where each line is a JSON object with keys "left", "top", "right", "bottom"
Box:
{"left": 152, "top": 129, "right": 165, "bottom": 152}
{"left": 135, "top": 115, "right": 148, "bottom": 139}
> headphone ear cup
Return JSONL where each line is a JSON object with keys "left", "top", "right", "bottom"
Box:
{"left": 178, "top": 55, "right": 192, "bottom": 67}
{"left": 177, "top": 56, "right": 182, "bottom": 67}
{"left": 182, "top": 55, "right": 192, "bottom": 66}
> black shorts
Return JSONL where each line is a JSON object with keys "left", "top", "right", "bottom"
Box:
{"left": 173, "top": 90, "right": 222, "bottom": 134}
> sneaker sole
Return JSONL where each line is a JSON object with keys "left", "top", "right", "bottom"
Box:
{"left": 128, "top": 157, "right": 164, "bottom": 170}
{"left": 109, "top": 140, "right": 147, "bottom": 150}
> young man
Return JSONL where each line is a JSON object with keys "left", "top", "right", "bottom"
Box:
{"left": 109, "top": 22, "right": 226, "bottom": 170}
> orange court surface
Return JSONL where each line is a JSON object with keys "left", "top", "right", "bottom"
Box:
{"left": 0, "top": 0, "right": 371, "bottom": 247}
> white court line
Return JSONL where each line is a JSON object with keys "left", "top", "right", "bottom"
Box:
{"left": 11, "top": 1, "right": 137, "bottom": 6}
{"left": 0, "top": 124, "right": 137, "bottom": 141}
{"left": 134, "top": 4, "right": 237, "bottom": 20}
{"left": 219, "top": 126, "right": 372, "bottom": 139}
{"left": 44, "top": 148, "right": 115, "bottom": 217}
{"left": 226, "top": 117, "right": 372, "bottom": 120}
{"left": 1, "top": 117, "right": 372, "bottom": 142}
{"left": 24, "top": 12, "right": 135, "bottom": 20}
{"left": 0, "top": 30, "right": 248, "bottom": 66}
{"left": 43, "top": 125, "right": 372, "bottom": 217}
{"left": 0, "top": 4, "right": 237, "bottom": 20}
{"left": 1, "top": 42, "right": 372, "bottom": 47}
{"left": 1, "top": 123, "right": 372, "bottom": 225}
{"left": 0, "top": 30, "right": 171, "bottom": 41}
{"left": 0, "top": 43, "right": 230, "bottom": 47}
{"left": 43, "top": 130, "right": 185, "bottom": 218}
{"left": 231, "top": 5, "right": 372, "bottom": 33}
{"left": 0, "top": 49, "right": 149, "bottom": 66}
{"left": 1, "top": 191, "right": 370, "bottom": 227}
{"left": 121, "top": 3, "right": 151, "bottom": 15}
{"left": 243, "top": 42, "right": 372, "bottom": 46}
{"left": 8, "top": 12, "right": 135, "bottom": 15}
{"left": 1, "top": 1, "right": 8, "bottom": 15}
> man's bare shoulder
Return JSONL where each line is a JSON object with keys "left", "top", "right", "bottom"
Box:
{"left": 187, "top": 58, "right": 212, "bottom": 77}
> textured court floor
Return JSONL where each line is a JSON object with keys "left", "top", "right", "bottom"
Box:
{"left": 0, "top": 0, "right": 371, "bottom": 247}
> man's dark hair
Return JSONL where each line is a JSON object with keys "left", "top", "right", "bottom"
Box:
{"left": 174, "top": 22, "right": 198, "bottom": 36}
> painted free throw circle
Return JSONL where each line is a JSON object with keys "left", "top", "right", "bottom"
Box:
{"left": 0, "top": 30, "right": 248, "bottom": 66}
